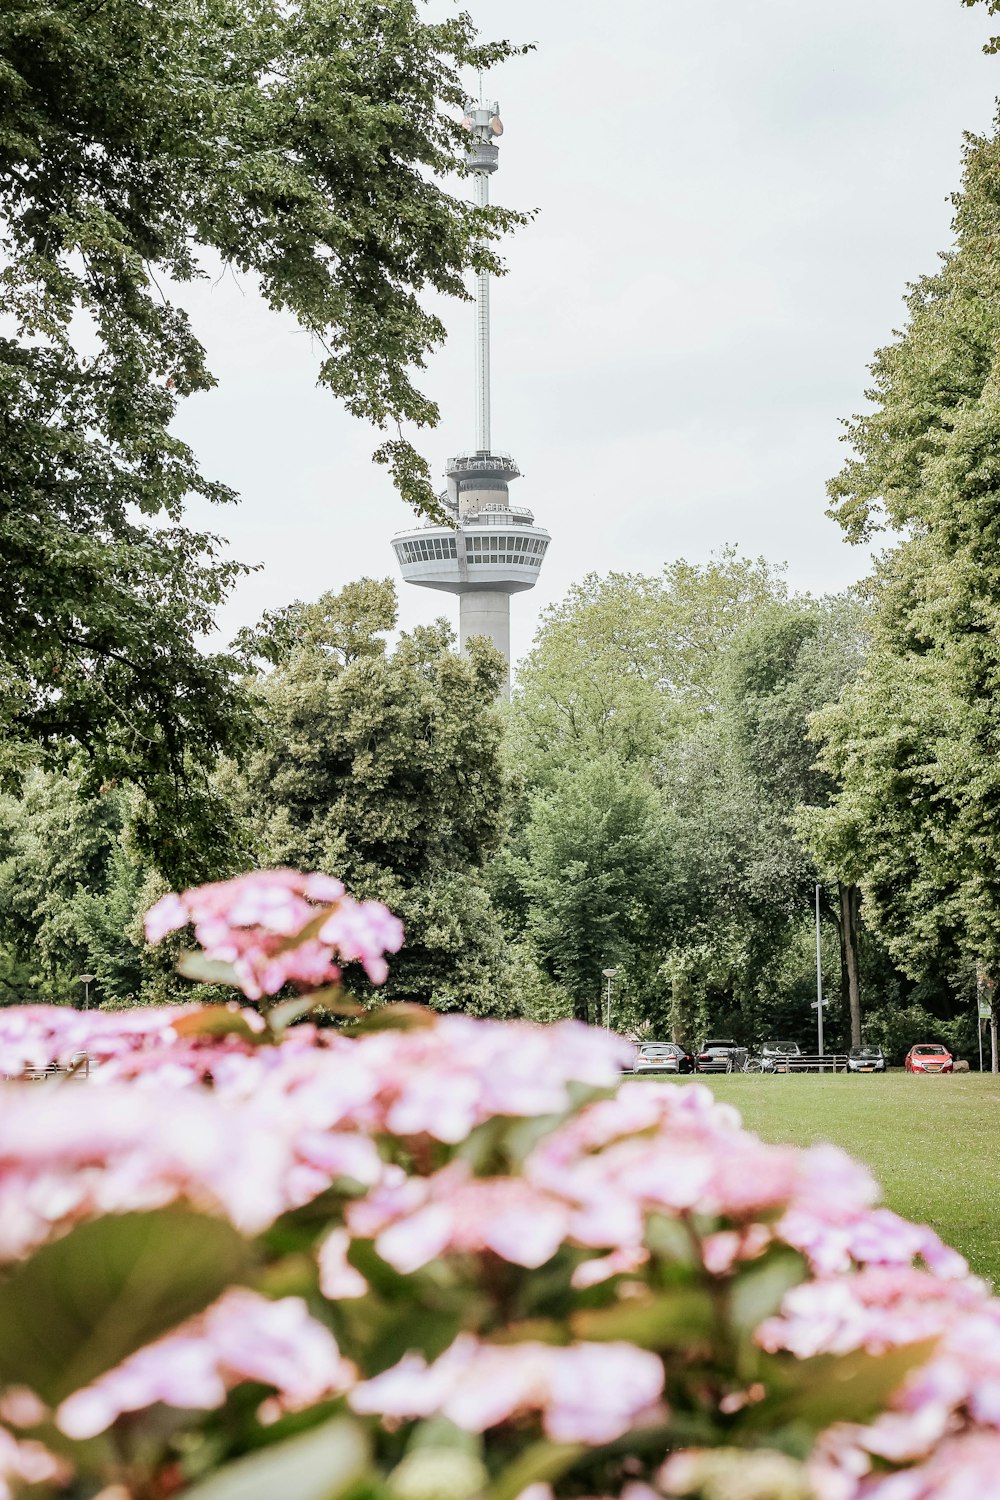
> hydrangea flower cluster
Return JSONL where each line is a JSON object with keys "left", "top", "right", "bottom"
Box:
{"left": 57, "top": 1290, "right": 354, "bottom": 1440}
{"left": 145, "top": 868, "right": 403, "bottom": 996}
{"left": 350, "top": 1334, "right": 665, "bottom": 1444}
{"left": 0, "top": 869, "right": 995, "bottom": 1500}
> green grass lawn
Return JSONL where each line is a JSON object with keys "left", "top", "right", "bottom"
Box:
{"left": 665, "top": 1073, "right": 1000, "bottom": 1287}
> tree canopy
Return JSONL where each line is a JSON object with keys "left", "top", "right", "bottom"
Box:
{"left": 0, "top": 0, "right": 523, "bottom": 873}
{"left": 810, "top": 111, "right": 1000, "bottom": 998}
{"left": 233, "top": 579, "right": 520, "bottom": 1012}
{"left": 510, "top": 551, "right": 787, "bottom": 785}
{"left": 505, "top": 556, "right": 857, "bottom": 1039}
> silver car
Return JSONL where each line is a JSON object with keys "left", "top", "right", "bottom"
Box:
{"left": 759, "top": 1041, "right": 802, "bottom": 1072}
{"left": 631, "top": 1041, "right": 692, "bottom": 1075}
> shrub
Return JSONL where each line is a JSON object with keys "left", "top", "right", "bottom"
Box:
{"left": 0, "top": 869, "right": 997, "bottom": 1500}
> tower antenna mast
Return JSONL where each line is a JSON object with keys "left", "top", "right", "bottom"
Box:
{"left": 466, "top": 95, "right": 502, "bottom": 453}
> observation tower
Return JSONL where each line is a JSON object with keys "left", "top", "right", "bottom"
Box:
{"left": 391, "top": 98, "right": 549, "bottom": 697}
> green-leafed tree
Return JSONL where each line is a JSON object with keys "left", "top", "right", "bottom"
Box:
{"left": 0, "top": 0, "right": 523, "bottom": 877}
{"left": 508, "top": 756, "right": 671, "bottom": 1026}
{"left": 501, "top": 553, "right": 840, "bottom": 1043}
{"left": 509, "top": 551, "right": 787, "bottom": 785}
{"left": 807, "top": 102, "right": 1000, "bottom": 1061}
{"left": 0, "top": 768, "right": 163, "bottom": 1006}
{"left": 964, "top": 0, "right": 1000, "bottom": 52}
{"left": 718, "top": 595, "right": 870, "bottom": 1045}
{"left": 652, "top": 721, "right": 828, "bottom": 1048}
{"left": 233, "top": 579, "right": 520, "bottom": 1013}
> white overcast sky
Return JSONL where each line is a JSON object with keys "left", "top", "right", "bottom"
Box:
{"left": 175, "top": 0, "right": 1000, "bottom": 674}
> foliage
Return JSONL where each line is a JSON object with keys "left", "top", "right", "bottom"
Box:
{"left": 963, "top": 0, "right": 1000, "bottom": 53}
{"left": 718, "top": 597, "right": 870, "bottom": 1044}
{"left": 0, "top": 766, "right": 183, "bottom": 1007}
{"left": 505, "top": 562, "right": 895, "bottom": 1049}
{"left": 233, "top": 581, "right": 519, "bottom": 1012}
{"left": 0, "top": 0, "right": 524, "bottom": 870}
{"left": 719, "top": 597, "right": 867, "bottom": 810}
{"left": 503, "top": 554, "right": 800, "bottom": 1039}
{"left": 809, "top": 112, "right": 1000, "bottom": 999}
{"left": 511, "top": 756, "right": 671, "bottom": 1024}
{"left": 0, "top": 868, "right": 997, "bottom": 1500}
{"left": 0, "top": 768, "right": 138, "bottom": 1005}
{"left": 510, "top": 551, "right": 787, "bottom": 786}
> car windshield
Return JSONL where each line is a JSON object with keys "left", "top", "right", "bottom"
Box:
{"left": 766, "top": 1041, "right": 799, "bottom": 1052}
{"left": 849, "top": 1047, "right": 881, "bottom": 1058}
{"left": 639, "top": 1044, "right": 675, "bottom": 1054}
{"left": 914, "top": 1045, "right": 947, "bottom": 1055}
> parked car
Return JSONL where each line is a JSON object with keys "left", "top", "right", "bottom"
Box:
{"left": 695, "top": 1039, "right": 747, "bottom": 1074}
{"left": 847, "top": 1046, "right": 886, "bottom": 1074}
{"left": 630, "top": 1041, "right": 694, "bottom": 1075}
{"left": 757, "top": 1040, "right": 802, "bottom": 1072}
{"left": 905, "top": 1044, "right": 954, "bottom": 1074}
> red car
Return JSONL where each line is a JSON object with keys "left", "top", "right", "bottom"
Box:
{"left": 905, "top": 1044, "right": 954, "bottom": 1074}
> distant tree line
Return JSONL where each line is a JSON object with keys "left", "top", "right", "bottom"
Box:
{"left": 0, "top": 557, "right": 977, "bottom": 1063}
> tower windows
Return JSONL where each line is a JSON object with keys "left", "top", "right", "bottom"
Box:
{"left": 393, "top": 533, "right": 549, "bottom": 570}
{"left": 395, "top": 537, "right": 458, "bottom": 565}
{"left": 464, "top": 534, "right": 548, "bottom": 566}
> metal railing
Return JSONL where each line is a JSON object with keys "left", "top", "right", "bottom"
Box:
{"left": 751, "top": 1054, "right": 850, "bottom": 1074}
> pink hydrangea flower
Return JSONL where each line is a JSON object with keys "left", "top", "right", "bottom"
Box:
{"left": 861, "top": 1431, "right": 1000, "bottom": 1499}
{"left": 0, "top": 1004, "right": 196, "bottom": 1079}
{"left": 350, "top": 1334, "right": 664, "bottom": 1443}
{"left": 318, "top": 1228, "right": 369, "bottom": 1299}
{"left": 347, "top": 1161, "right": 571, "bottom": 1273}
{"left": 571, "top": 1246, "right": 650, "bottom": 1289}
{"left": 0, "top": 1068, "right": 387, "bottom": 1261}
{"left": 143, "top": 870, "right": 401, "bottom": 999}
{"left": 0, "top": 1425, "right": 70, "bottom": 1500}
{"left": 8, "top": 946, "right": 1000, "bottom": 1500}
{"left": 319, "top": 900, "right": 405, "bottom": 985}
{"left": 56, "top": 1290, "right": 354, "bottom": 1439}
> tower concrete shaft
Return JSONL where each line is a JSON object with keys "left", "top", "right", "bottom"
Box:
{"left": 460, "top": 591, "right": 510, "bottom": 664}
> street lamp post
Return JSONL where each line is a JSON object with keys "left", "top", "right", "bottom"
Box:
{"left": 813, "top": 884, "right": 825, "bottom": 1057}
{"left": 601, "top": 967, "right": 618, "bottom": 1030}
{"left": 77, "top": 973, "right": 95, "bottom": 1010}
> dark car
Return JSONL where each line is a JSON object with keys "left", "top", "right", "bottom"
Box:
{"left": 630, "top": 1041, "right": 694, "bottom": 1075}
{"left": 695, "top": 1038, "right": 747, "bottom": 1074}
{"left": 847, "top": 1046, "right": 886, "bottom": 1074}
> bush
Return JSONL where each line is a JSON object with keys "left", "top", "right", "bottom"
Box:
{"left": 0, "top": 869, "right": 998, "bottom": 1500}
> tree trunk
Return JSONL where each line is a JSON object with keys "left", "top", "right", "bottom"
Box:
{"left": 670, "top": 972, "right": 691, "bottom": 1045}
{"left": 838, "top": 882, "right": 862, "bottom": 1049}
{"left": 979, "top": 966, "right": 998, "bottom": 1074}
{"left": 837, "top": 898, "right": 849, "bottom": 1019}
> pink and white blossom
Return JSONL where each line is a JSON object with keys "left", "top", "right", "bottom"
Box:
{"left": 143, "top": 869, "right": 401, "bottom": 999}
{"left": 4, "top": 848, "right": 1000, "bottom": 1500}
{"left": 0, "top": 1426, "right": 70, "bottom": 1500}
{"left": 56, "top": 1290, "right": 354, "bottom": 1439}
{"left": 318, "top": 1228, "right": 369, "bottom": 1299}
{"left": 351, "top": 1335, "right": 664, "bottom": 1443}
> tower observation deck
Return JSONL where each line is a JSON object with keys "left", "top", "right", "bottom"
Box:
{"left": 391, "top": 98, "right": 549, "bottom": 697}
